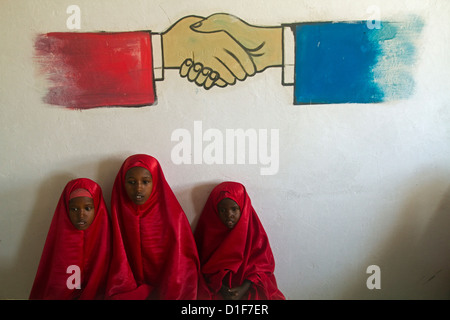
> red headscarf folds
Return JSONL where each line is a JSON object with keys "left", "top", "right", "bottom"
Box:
{"left": 106, "top": 154, "right": 202, "bottom": 299}
{"left": 29, "top": 178, "right": 111, "bottom": 300}
{"left": 194, "top": 181, "right": 285, "bottom": 300}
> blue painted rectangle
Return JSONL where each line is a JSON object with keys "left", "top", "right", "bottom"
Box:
{"left": 294, "top": 21, "right": 385, "bottom": 104}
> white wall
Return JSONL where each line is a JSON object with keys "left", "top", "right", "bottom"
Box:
{"left": 1, "top": 0, "right": 450, "bottom": 299}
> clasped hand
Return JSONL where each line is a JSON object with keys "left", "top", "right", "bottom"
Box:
{"left": 162, "top": 13, "right": 282, "bottom": 89}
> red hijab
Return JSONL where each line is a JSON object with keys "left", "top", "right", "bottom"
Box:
{"left": 194, "top": 181, "right": 285, "bottom": 300}
{"left": 106, "top": 154, "right": 201, "bottom": 299}
{"left": 29, "top": 178, "right": 111, "bottom": 300}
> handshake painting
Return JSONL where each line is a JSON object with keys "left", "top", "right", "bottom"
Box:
{"left": 34, "top": 13, "right": 423, "bottom": 109}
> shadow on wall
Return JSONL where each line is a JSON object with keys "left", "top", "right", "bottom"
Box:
{"left": 340, "top": 169, "right": 450, "bottom": 299}
{"left": 96, "top": 156, "right": 128, "bottom": 212}
{"left": 0, "top": 156, "right": 125, "bottom": 299}
{"left": 0, "top": 172, "right": 74, "bottom": 299}
{"left": 172, "top": 181, "right": 221, "bottom": 231}
{"left": 190, "top": 181, "right": 224, "bottom": 232}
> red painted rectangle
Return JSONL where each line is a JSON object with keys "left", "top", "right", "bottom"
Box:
{"left": 34, "top": 31, "right": 155, "bottom": 109}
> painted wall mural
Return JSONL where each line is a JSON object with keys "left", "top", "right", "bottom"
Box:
{"left": 34, "top": 13, "right": 423, "bottom": 109}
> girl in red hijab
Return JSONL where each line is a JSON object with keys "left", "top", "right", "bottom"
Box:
{"left": 29, "top": 178, "right": 111, "bottom": 300}
{"left": 106, "top": 154, "right": 202, "bottom": 299}
{"left": 194, "top": 181, "right": 285, "bottom": 300}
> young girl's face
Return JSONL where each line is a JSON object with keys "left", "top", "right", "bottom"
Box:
{"left": 217, "top": 198, "right": 241, "bottom": 229}
{"left": 68, "top": 197, "right": 95, "bottom": 230}
{"left": 125, "top": 166, "right": 153, "bottom": 205}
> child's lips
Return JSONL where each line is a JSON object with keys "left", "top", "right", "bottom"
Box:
{"left": 134, "top": 194, "right": 147, "bottom": 203}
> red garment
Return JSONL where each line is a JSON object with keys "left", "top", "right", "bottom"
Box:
{"left": 106, "top": 154, "right": 201, "bottom": 299}
{"left": 29, "top": 178, "right": 111, "bottom": 300}
{"left": 194, "top": 181, "right": 285, "bottom": 300}
{"left": 34, "top": 31, "right": 155, "bottom": 109}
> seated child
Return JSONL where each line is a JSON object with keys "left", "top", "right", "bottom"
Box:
{"left": 106, "top": 154, "right": 203, "bottom": 299}
{"left": 194, "top": 181, "right": 285, "bottom": 300}
{"left": 29, "top": 178, "right": 111, "bottom": 299}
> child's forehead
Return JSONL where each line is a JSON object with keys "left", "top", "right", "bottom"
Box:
{"left": 69, "top": 196, "right": 94, "bottom": 205}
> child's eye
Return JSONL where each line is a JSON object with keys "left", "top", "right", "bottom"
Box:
{"left": 85, "top": 206, "right": 93, "bottom": 211}
{"left": 70, "top": 207, "right": 78, "bottom": 212}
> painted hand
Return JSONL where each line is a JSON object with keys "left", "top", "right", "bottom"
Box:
{"left": 179, "top": 13, "right": 283, "bottom": 89}
{"left": 162, "top": 15, "right": 256, "bottom": 89}
{"left": 191, "top": 13, "right": 283, "bottom": 73}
